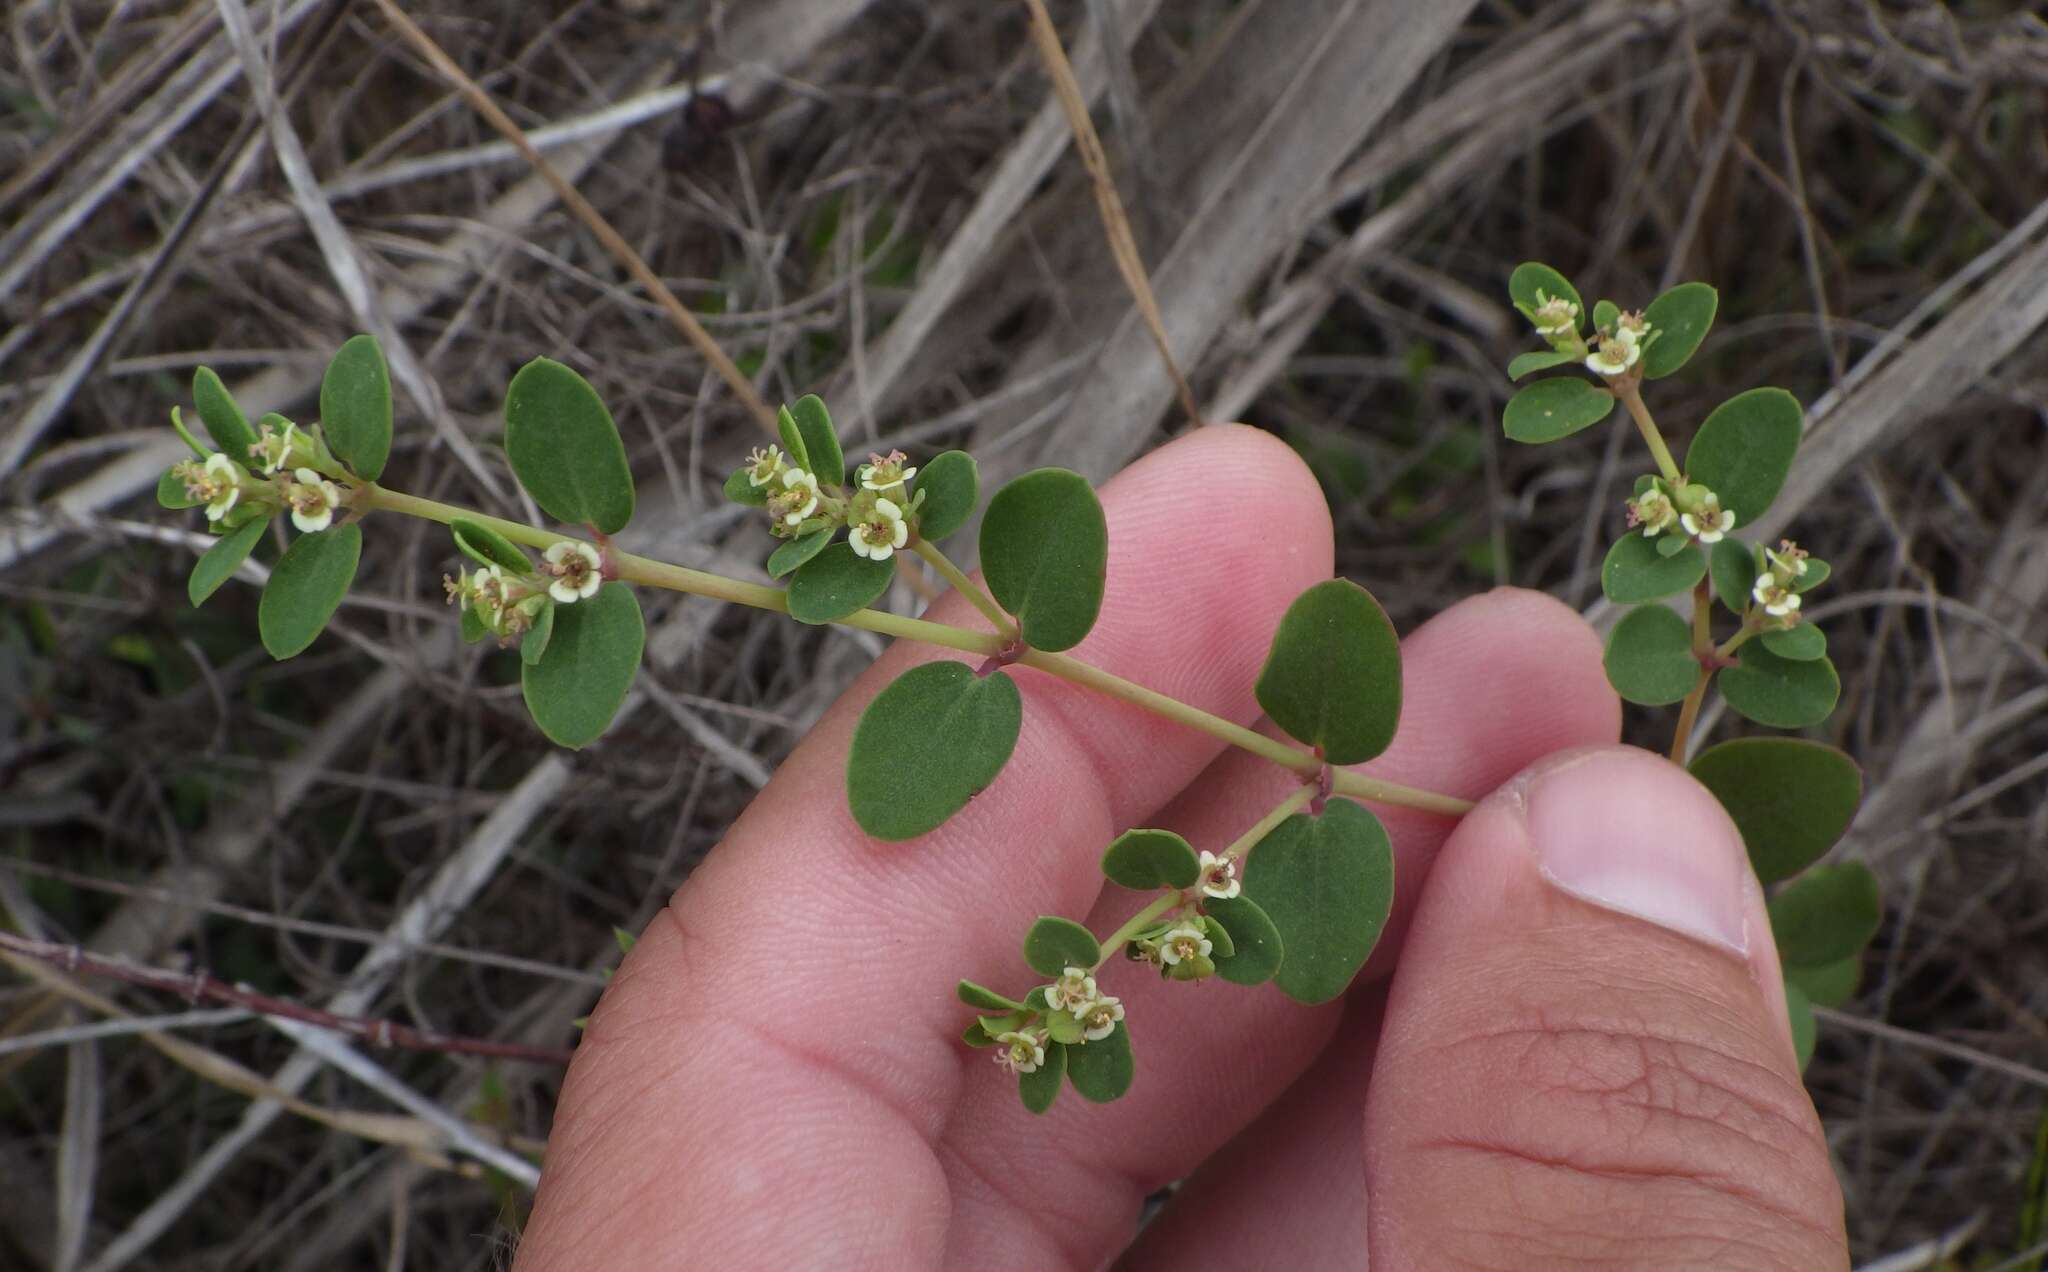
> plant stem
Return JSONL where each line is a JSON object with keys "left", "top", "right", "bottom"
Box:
{"left": 1668, "top": 582, "right": 1715, "bottom": 764}
{"left": 1220, "top": 784, "right": 1317, "bottom": 863}
{"left": 1092, "top": 893, "right": 1181, "bottom": 973}
{"left": 912, "top": 539, "right": 1017, "bottom": 640}
{"left": 361, "top": 482, "right": 1474, "bottom": 817}
{"left": 1616, "top": 379, "right": 1683, "bottom": 485}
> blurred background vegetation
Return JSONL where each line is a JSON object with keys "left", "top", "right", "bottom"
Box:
{"left": 2, "top": 1, "right": 2046, "bottom": 1267}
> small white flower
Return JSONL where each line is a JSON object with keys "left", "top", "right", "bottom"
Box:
{"left": 470, "top": 564, "right": 509, "bottom": 620}
{"left": 1045, "top": 967, "right": 1098, "bottom": 1015}
{"left": 200, "top": 453, "right": 242, "bottom": 523}
{"left": 284, "top": 466, "right": 342, "bottom": 533}
{"left": 770, "top": 468, "right": 820, "bottom": 527}
{"left": 1681, "top": 505, "right": 1735, "bottom": 544}
{"left": 848, "top": 496, "right": 909, "bottom": 561}
{"left": 1079, "top": 995, "right": 1124, "bottom": 1042}
{"left": 1157, "top": 925, "right": 1213, "bottom": 967}
{"left": 745, "top": 445, "right": 787, "bottom": 488}
{"left": 1615, "top": 310, "right": 1650, "bottom": 348}
{"left": 858, "top": 449, "right": 917, "bottom": 492}
{"left": 543, "top": 540, "right": 603, "bottom": 604}
{"left": 1765, "top": 539, "right": 1810, "bottom": 579}
{"left": 1585, "top": 332, "right": 1641, "bottom": 377}
{"left": 992, "top": 1030, "right": 1046, "bottom": 1075}
{"left": 1753, "top": 573, "right": 1801, "bottom": 618}
{"left": 249, "top": 420, "right": 304, "bottom": 474}
{"left": 1629, "top": 486, "right": 1678, "bottom": 537}
{"left": 1196, "top": 851, "right": 1240, "bottom": 900}
{"left": 1530, "top": 291, "right": 1578, "bottom": 337}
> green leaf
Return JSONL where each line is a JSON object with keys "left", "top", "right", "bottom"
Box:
{"left": 319, "top": 334, "right": 393, "bottom": 480}
{"left": 257, "top": 524, "right": 362, "bottom": 659}
{"left": 450, "top": 518, "right": 531, "bottom": 573}
{"left": 1507, "top": 350, "right": 1578, "bottom": 380}
{"left": 460, "top": 604, "right": 488, "bottom": 643}
{"left": 169, "top": 405, "right": 210, "bottom": 459}
{"left": 1044, "top": 1011, "right": 1084, "bottom": 1046}
{"left": 847, "top": 661, "right": 1023, "bottom": 840}
{"left": 1502, "top": 378, "right": 1614, "bottom": 444}
{"left": 1761, "top": 622, "right": 1826, "bottom": 661}
{"left": 786, "top": 542, "right": 893, "bottom": 624}
{"left": 776, "top": 404, "right": 810, "bottom": 473}
{"left": 1709, "top": 538, "right": 1756, "bottom": 614}
{"left": 979, "top": 1010, "right": 1029, "bottom": 1038}
{"left": 1786, "top": 955, "right": 1860, "bottom": 1009}
{"left": 910, "top": 450, "right": 977, "bottom": 541}
{"left": 957, "top": 981, "right": 1024, "bottom": 1012}
{"left": 1689, "top": 738, "right": 1862, "bottom": 884}
{"left": 1201, "top": 914, "right": 1236, "bottom": 959}
{"left": 1100, "top": 829, "right": 1200, "bottom": 891}
{"left": 766, "top": 528, "right": 834, "bottom": 579}
{"left": 785, "top": 395, "right": 843, "bottom": 486}
{"left": 961, "top": 1021, "right": 994, "bottom": 1048}
{"left": 1603, "top": 605, "right": 1699, "bottom": 707}
{"left": 1018, "top": 1042, "right": 1065, "bottom": 1114}
{"left": 1769, "top": 861, "right": 1880, "bottom": 969}
{"left": 1654, "top": 533, "right": 1691, "bottom": 559}
{"left": 979, "top": 469, "right": 1107, "bottom": 652}
{"left": 1242, "top": 799, "right": 1394, "bottom": 1004}
{"left": 1719, "top": 645, "right": 1840, "bottom": 729}
{"left": 519, "top": 584, "right": 644, "bottom": 749}
{"left": 192, "top": 367, "right": 258, "bottom": 464}
{"left": 503, "top": 357, "right": 636, "bottom": 534}
{"left": 158, "top": 466, "right": 203, "bottom": 509}
{"left": 1065, "top": 1023, "right": 1133, "bottom": 1103}
{"left": 1786, "top": 981, "right": 1816, "bottom": 1071}
{"left": 519, "top": 601, "right": 556, "bottom": 667}
{"left": 1640, "top": 282, "right": 1718, "bottom": 380}
{"left": 1508, "top": 262, "right": 1584, "bottom": 331}
{"left": 724, "top": 466, "right": 770, "bottom": 507}
{"left": 1023, "top": 916, "right": 1101, "bottom": 976}
{"left": 1793, "top": 559, "right": 1831, "bottom": 592}
{"left": 187, "top": 515, "right": 269, "bottom": 606}
{"left": 1205, "top": 895, "right": 1283, "bottom": 987}
{"left": 1254, "top": 579, "right": 1403, "bottom": 765}
{"left": 1591, "top": 299, "right": 1620, "bottom": 332}
{"left": 1601, "top": 533, "right": 1705, "bottom": 604}
{"left": 1684, "top": 388, "right": 1802, "bottom": 526}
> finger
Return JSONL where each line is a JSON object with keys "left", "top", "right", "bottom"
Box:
{"left": 515, "top": 425, "right": 1336, "bottom": 1270}
{"left": 1363, "top": 746, "right": 1846, "bottom": 1269}
{"left": 1114, "top": 588, "right": 1621, "bottom": 1268}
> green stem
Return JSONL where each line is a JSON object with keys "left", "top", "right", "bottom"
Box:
{"left": 1616, "top": 379, "right": 1682, "bottom": 486}
{"left": 1220, "top": 784, "right": 1317, "bottom": 863}
{"left": 912, "top": 539, "right": 1018, "bottom": 640}
{"left": 362, "top": 482, "right": 1475, "bottom": 817}
{"left": 1092, "top": 893, "right": 1181, "bottom": 973}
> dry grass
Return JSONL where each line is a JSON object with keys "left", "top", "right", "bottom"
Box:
{"left": 2, "top": 1, "right": 2046, "bottom": 1267}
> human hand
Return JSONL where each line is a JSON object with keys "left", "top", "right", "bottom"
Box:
{"left": 513, "top": 427, "right": 1848, "bottom": 1270}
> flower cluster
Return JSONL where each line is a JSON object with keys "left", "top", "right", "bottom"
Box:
{"left": 1587, "top": 310, "right": 1651, "bottom": 378}
{"left": 738, "top": 436, "right": 931, "bottom": 565}
{"left": 1133, "top": 915, "right": 1227, "bottom": 982}
{"left": 1627, "top": 478, "right": 1734, "bottom": 545}
{"left": 1752, "top": 538, "right": 1810, "bottom": 624}
{"left": 175, "top": 454, "right": 248, "bottom": 524}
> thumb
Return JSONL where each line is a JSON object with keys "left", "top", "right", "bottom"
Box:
{"left": 1363, "top": 746, "right": 1848, "bottom": 1271}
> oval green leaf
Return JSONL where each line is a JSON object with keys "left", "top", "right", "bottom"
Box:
{"left": 1201, "top": 914, "right": 1236, "bottom": 960}
{"left": 1101, "top": 829, "right": 1200, "bottom": 891}
{"left": 1684, "top": 387, "right": 1802, "bottom": 526}
{"left": 979, "top": 468, "right": 1107, "bottom": 652}
{"left": 1242, "top": 799, "right": 1394, "bottom": 1004}
{"left": 187, "top": 515, "right": 269, "bottom": 606}
{"left": 1768, "top": 861, "right": 1881, "bottom": 969}
{"left": 1205, "top": 895, "right": 1283, "bottom": 987}
{"left": 766, "top": 527, "right": 835, "bottom": 579}
{"left": 192, "top": 367, "right": 258, "bottom": 464}
{"left": 1023, "top": 916, "right": 1101, "bottom": 977}
{"left": 1065, "top": 1023, "right": 1133, "bottom": 1103}
{"left": 1786, "top": 955, "right": 1860, "bottom": 1009}
{"left": 1761, "top": 622, "right": 1826, "bottom": 662}
{"left": 775, "top": 405, "right": 810, "bottom": 474}
{"left": 460, "top": 604, "right": 488, "bottom": 644}
{"left": 1719, "top": 646, "right": 1840, "bottom": 729}
{"left": 450, "top": 518, "right": 531, "bottom": 573}
{"left": 1603, "top": 605, "right": 1699, "bottom": 707}
{"left": 1709, "top": 537, "right": 1756, "bottom": 614}
{"left": 257, "top": 524, "right": 362, "bottom": 659}
{"left": 1254, "top": 579, "right": 1402, "bottom": 766}
{"left": 786, "top": 395, "right": 843, "bottom": 485}
{"left": 1641, "top": 282, "right": 1718, "bottom": 380}
{"left": 957, "top": 981, "right": 1024, "bottom": 1012}
{"left": 504, "top": 357, "right": 636, "bottom": 534}
{"left": 1507, "top": 350, "right": 1577, "bottom": 381}
{"left": 1601, "top": 533, "right": 1706, "bottom": 604}
{"left": 787, "top": 542, "right": 894, "bottom": 624}
{"left": 319, "top": 334, "right": 393, "bottom": 480}
{"left": 1508, "top": 262, "right": 1584, "bottom": 332}
{"left": 1019, "top": 1042, "right": 1065, "bottom": 1114}
{"left": 1502, "top": 378, "right": 1614, "bottom": 444}
{"left": 1794, "top": 559, "right": 1831, "bottom": 593}
{"left": 847, "top": 661, "right": 1023, "bottom": 841}
{"left": 519, "top": 583, "right": 644, "bottom": 749}
{"left": 1786, "top": 981, "right": 1816, "bottom": 1071}
{"left": 1688, "top": 737, "right": 1861, "bottom": 884}
{"left": 1592, "top": 299, "right": 1620, "bottom": 332}
{"left": 158, "top": 466, "right": 203, "bottom": 509}
{"left": 519, "top": 601, "right": 556, "bottom": 667}
{"left": 724, "top": 465, "right": 770, "bottom": 507}
{"left": 911, "top": 450, "right": 978, "bottom": 542}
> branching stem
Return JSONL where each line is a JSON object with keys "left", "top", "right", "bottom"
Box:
{"left": 912, "top": 539, "right": 1017, "bottom": 640}
{"left": 1616, "top": 378, "right": 1683, "bottom": 486}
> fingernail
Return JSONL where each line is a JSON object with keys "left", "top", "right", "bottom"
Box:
{"left": 1522, "top": 748, "right": 1752, "bottom": 956}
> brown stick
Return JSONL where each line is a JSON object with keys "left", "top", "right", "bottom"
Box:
{"left": 0, "top": 932, "right": 575, "bottom": 1066}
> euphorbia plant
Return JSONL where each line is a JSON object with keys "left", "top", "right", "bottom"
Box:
{"left": 158, "top": 264, "right": 1870, "bottom": 1112}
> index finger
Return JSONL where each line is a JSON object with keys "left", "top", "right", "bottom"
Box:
{"left": 515, "top": 425, "right": 1337, "bottom": 1269}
